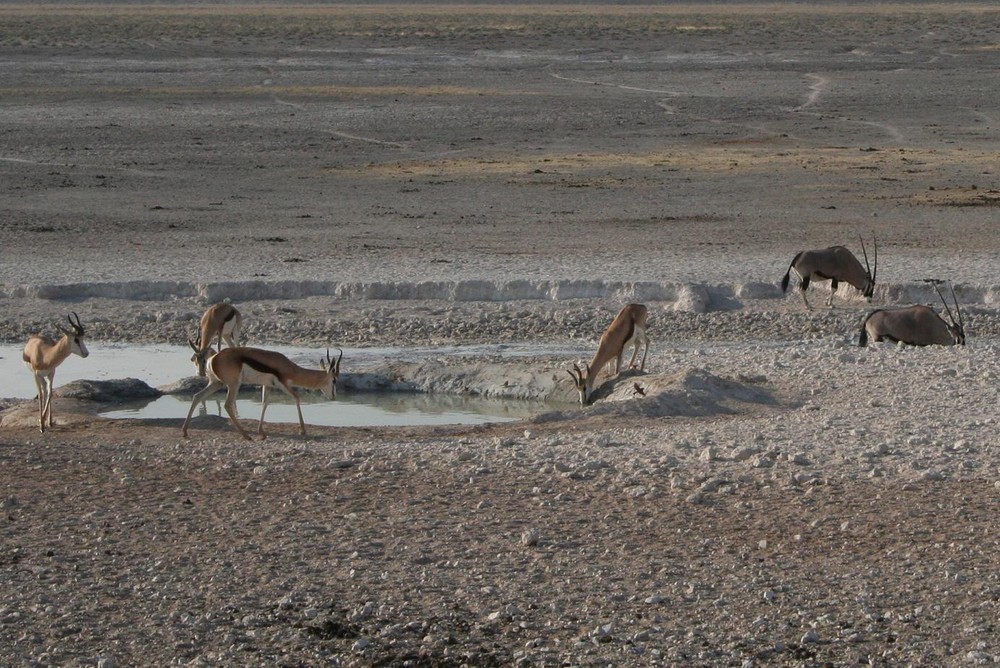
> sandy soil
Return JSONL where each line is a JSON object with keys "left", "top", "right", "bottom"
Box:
{"left": 1, "top": 4, "right": 999, "bottom": 667}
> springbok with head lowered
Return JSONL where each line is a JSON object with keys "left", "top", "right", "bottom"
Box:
{"left": 568, "top": 303, "right": 650, "bottom": 406}
{"left": 781, "top": 236, "right": 877, "bottom": 309}
{"left": 21, "top": 312, "right": 90, "bottom": 432}
{"left": 188, "top": 303, "right": 243, "bottom": 376}
{"left": 859, "top": 280, "right": 965, "bottom": 347}
{"left": 182, "top": 346, "right": 342, "bottom": 440}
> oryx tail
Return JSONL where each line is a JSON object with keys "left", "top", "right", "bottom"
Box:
{"left": 781, "top": 252, "right": 805, "bottom": 293}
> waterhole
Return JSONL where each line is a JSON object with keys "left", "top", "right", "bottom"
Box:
{"left": 1, "top": 343, "right": 579, "bottom": 426}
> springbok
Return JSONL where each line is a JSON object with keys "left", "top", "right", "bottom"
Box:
{"left": 21, "top": 312, "right": 90, "bottom": 432}
{"left": 781, "top": 236, "right": 877, "bottom": 309}
{"left": 182, "top": 346, "right": 342, "bottom": 440}
{"left": 568, "top": 303, "right": 650, "bottom": 406}
{"left": 859, "top": 280, "right": 965, "bottom": 347}
{"left": 188, "top": 303, "right": 243, "bottom": 376}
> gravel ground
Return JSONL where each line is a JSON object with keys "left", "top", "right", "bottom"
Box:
{"left": 1, "top": 4, "right": 999, "bottom": 667}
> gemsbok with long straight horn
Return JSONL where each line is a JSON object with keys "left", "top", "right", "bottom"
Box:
{"left": 182, "top": 346, "right": 342, "bottom": 440}
{"left": 21, "top": 312, "right": 90, "bottom": 432}
{"left": 568, "top": 303, "right": 650, "bottom": 406}
{"left": 859, "top": 279, "right": 965, "bottom": 347}
{"left": 188, "top": 303, "right": 243, "bottom": 376}
{"left": 781, "top": 235, "right": 877, "bottom": 309}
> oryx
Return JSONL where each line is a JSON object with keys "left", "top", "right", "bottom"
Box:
{"left": 781, "top": 235, "right": 877, "bottom": 309}
{"left": 858, "top": 280, "right": 965, "bottom": 347}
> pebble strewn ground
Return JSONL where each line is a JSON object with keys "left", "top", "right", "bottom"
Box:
{"left": 3, "top": 3, "right": 1000, "bottom": 666}
{"left": 2, "top": 297, "right": 999, "bottom": 666}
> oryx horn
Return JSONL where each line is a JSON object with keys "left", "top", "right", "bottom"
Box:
{"left": 951, "top": 282, "right": 964, "bottom": 332}
{"left": 924, "top": 278, "right": 964, "bottom": 333}
{"left": 859, "top": 234, "right": 873, "bottom": 279}
{"left": 872, "top": 234, "right": 878, "bottom": 282}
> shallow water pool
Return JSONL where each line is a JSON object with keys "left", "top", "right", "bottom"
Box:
{"left": 2, "top": 342, "right": 574, "bottom": 426}
{"left": 101, "top": 390, "right": 539, "bottom": 427}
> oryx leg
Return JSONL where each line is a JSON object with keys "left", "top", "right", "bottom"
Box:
{"left": 827, "top": 279, "right": 839, "bottom": 308}
{"left": 797, "top": 272, "right": 812, "bottom": 310}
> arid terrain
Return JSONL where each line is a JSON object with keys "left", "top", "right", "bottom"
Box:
{"left": 1, "top": 4, "right": 999, "bottom": 666}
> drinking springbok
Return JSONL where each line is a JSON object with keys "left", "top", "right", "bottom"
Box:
{"left": 781, "top": 236, "right": 877, "bottom": 309}
{"left": 182, "top": 346, "right": 342, "bottom": 440}
{"left": 568, "top": 303, "right": 650, "bottom": 406}
{"left": 859, "top": 280, "right": 965, "bottom": 347}
{"left": 188, "top": 303, "right": 243, "bottom": 376}
{"left": 21, "top": 312, "right": 90, "bottom": 432}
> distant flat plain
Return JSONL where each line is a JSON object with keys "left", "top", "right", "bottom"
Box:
{"left": 1, "top": 2, "right": 998, "bottom": 288}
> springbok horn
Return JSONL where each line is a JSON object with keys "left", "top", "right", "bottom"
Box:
{"left": 68, "top": 312, "right": 85, "bottom": 334}
{"left": 324, "top": 348, "right": 344, "bottom": 373}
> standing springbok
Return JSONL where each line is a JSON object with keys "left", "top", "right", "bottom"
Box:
{"left": 781, "top": 236, "right": 877, "bottom": 309}
{"left": 21, "top": 312, "right": 90, "bottom": 432}
{"left": 188, "top": 303, "right": 242, "bottom": 376}
{"left": 182, "top": 346, "right": 342, "bottom": 440}
{"left": 568, "top": 303, "right": 650, "bottom": 406}
{"left": 859, "top": 280, "right": 965, "bottom": 347}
